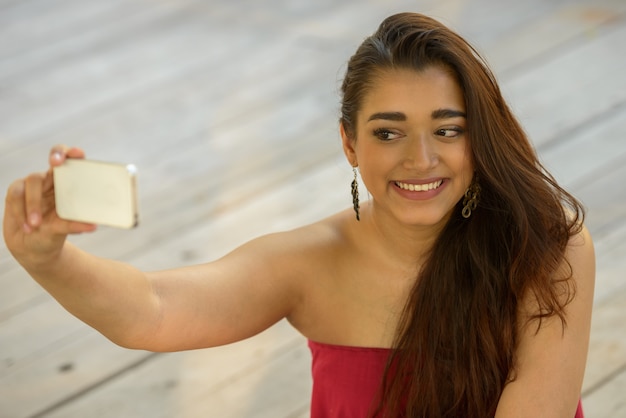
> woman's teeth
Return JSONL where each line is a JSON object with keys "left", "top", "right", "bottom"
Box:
{"left": 395, "top": 180, "right": 443, "bottom": 192}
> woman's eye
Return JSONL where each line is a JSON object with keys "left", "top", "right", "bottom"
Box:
{"left": 373, "top": 128, "right": 400, "bottom": 141}
{"left": 435, "top": 128, "right": 464, "bottom": 138}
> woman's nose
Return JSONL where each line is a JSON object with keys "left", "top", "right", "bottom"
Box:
{"left": 403, "top": 134, "right": 437, "bottom": 171}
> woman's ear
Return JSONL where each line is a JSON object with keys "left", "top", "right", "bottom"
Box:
{"left": 340, "top": 122, "right": 358, "bottom": 167}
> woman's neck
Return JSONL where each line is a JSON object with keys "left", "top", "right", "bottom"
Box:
{"left": 359, "top": 200, "right": 447, "bottom": 268}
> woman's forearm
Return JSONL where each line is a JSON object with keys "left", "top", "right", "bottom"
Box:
{"left": 25, "top": 241, "right": 161, "bottom": 349}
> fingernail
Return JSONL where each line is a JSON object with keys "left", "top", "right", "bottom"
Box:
{"left": 29, "top": 213, "right": 40, "bottom": 226}
{"left": 52, "top": 152, "right": 62, "bottom": 162}
{"left": 23, "top": 223, "right": 32, "bottom": 234}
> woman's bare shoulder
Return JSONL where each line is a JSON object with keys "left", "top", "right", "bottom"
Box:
{"left": 252, "top": 208, "right": 355, "bottom": 259}
{"left": 566, "top": 223, "right": 595, "bottom": 285}
{"left": 496, "top": 224, "right": 595, "bottom": 416}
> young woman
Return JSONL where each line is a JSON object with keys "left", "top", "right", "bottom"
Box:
{"left": 3, "top": 12, "right": 594, "bottom": 418}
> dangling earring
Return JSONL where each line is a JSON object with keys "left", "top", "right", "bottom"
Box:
{"left": 351, "top": 166, "right": 360, "bottom": 221}
{"left": 462, "top": 175, "right": 481, "bottom": 219}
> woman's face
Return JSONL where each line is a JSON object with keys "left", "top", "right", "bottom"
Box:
{"left": 342, "top": 66, "right": 474, "bottom": 228}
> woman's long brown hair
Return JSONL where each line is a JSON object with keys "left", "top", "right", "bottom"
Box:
{"left": 340, "top": 13, "right": 584, "bottom": 417}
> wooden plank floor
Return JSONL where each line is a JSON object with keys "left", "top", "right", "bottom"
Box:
{"left": 1, "top": 0, "right": 625, "bottom": 416}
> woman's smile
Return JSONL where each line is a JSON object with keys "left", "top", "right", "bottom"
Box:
{"left": 392, "top": 179, "right": 447, "bottom": 200}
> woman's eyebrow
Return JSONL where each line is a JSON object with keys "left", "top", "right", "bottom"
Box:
{"left": 367, "top": 111, "right": 406, "bottom": 122}
{"left": 431, "top": 108, "right": 466, "bottom": 119}
{"left": 367, "top": 109, "right": 466, "bottom": 122}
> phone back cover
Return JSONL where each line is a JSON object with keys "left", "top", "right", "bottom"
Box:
{"left": 53, "top": 160, "right": 138, "bottom": 228}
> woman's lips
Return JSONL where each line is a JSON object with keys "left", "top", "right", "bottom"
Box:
{"left": 394, "top": 179, "right": 443, "bottom": 192}
{"left": 392, "top": 179, "right": 447, "bottom": 200}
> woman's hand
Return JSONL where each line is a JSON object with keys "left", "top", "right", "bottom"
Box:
{"left": 3, "top": 145, "right": 97, "bottom": 270}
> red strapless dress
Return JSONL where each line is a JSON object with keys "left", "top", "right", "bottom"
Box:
{"left": 308, "top": 340, "right": 584, "bottom": 417}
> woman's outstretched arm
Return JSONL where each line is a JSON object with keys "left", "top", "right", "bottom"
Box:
{"left": 3, "top": 145, "right": 303, "bottom": 352}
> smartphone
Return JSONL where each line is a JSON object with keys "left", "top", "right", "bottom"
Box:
{"left": 53, "top": 159, "right": 139, "bottom": 229}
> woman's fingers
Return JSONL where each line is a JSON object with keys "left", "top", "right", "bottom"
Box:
{"left": 9, "top": 145, "right": 90, "bottom": 235}
{"left": 49, "top": 145, "right": 85, "bottom": 167}
{"left": 3, "top": 145, "right": 96, "bottom": 268}
{"left": 66, "top": 147, "right": 85, "bottom": 159}
{"left": 5, "top": 178, "right": 29, "bottom": 233}
{"left": 49, "top": 145, "right": 69, "bottom": 167}
{"left": 62, "top": 220, "right": 98, "bottom": 234}
{"left": 4, "top": 177, "right": 95, "bottom": 267}
{"left": 24, "top": 172, "right": 45, "bottom": 228}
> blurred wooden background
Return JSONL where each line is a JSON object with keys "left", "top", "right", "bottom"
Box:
{"left": 1, "top": 0, "right": 625, "bottom": 416}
